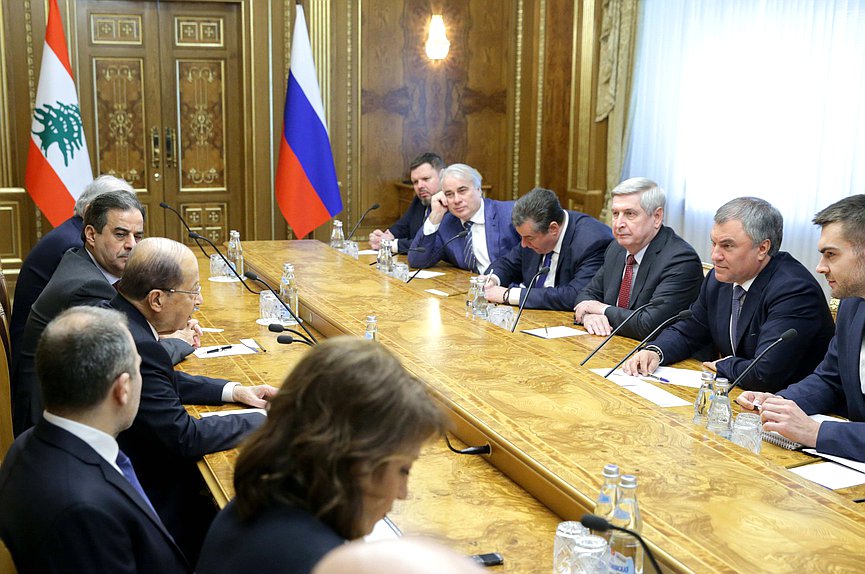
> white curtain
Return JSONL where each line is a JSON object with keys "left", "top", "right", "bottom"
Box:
{"left": 623, "top": 0, "right": 865, "bottom": 297}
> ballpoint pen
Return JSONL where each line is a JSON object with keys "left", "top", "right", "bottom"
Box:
{"left": 206, "top": 345, "right": 232, "bottom": 354}
{"left": 645, "top": 373, "right": 670, "bottom": 383}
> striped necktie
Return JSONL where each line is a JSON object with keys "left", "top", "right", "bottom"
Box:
{"left": 463, "top": 221, "right": 477, "bottom": 272}
{"left": 730, "top": 285, "right": 746, "bottom": 350}
{"left": 617, "top": 254, "right": 637, "bottom": 308}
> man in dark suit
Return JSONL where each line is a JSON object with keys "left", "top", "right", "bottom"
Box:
{"left": 624, "top": 197, "right": 834, "bottom": 392}
{"left": 112, "top": 237, "right": 275, "bottom": 562}
{"left": 737, "top": 195, "right": 865, "bottom": 461}
{"left": 369, "top": 152, "right": 443, "bottom": 254}
{"left": 9, "top": 175, "right": 134, "bottom": 376}
{"left": 574, "top": 177, "right": 704, "bottom": 339}
{"left": 408, "top": 163, "right": 520, "bottom": 272}
{"left": 12, "top": 192, "right": 195, "bottom": 436}
{"left": 483, "top": 187, "right": 612, "bottom": 311}
{"left": 0, "top": 306, "right": 190, "bottom": 573}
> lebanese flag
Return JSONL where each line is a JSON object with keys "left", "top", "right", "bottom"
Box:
{"left": 25, "top": 0, "right": 93, "bottom": 227}
{"left": 275, "top": 6, "right": 342, "bottom": 239}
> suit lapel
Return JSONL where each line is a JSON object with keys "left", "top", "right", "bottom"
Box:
{"left": 606, "top": 248, "right": 627, "bottom": 304}
{"left": 844, "top": 301, "right": 865, "bottom": 409}
{"left": 629, "top": 226, "right": 667, "bottom": 305}
{"left": 733, "top": 256, "right": 777, "bottom": 350}
{"left": 484, "top": 200, "right": 496, "bottom": 258}
{"left": 554, "top": 213, "right": 578, "bottom": 284}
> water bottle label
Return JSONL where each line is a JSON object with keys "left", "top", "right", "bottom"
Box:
{"left": 598, "top": 493, "right": 611, "bottom": 504}
{"left": 364, "top": 331, "right": 375, "bottom": 341}
{"left": 612, "top": 507, "right": 629, "bottom": 521}
{"left": 609, "top": 551, "right": 636, "bottom": 574}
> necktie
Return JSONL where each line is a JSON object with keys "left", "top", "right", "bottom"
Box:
{"left": 462, "top": 221, "right": 477, "bottom": 273}
{"left": 617, "top": 254, "right": 637, "bottom": 308}
{"left": 116, "top": 449, "right": 156, "bottom": 513}
{"left": 536, "top": 251, "right": 554, "bottom": 287}
{"left": 730, "top": 285, "right": 746, "bottom": 349}
{"left": 112, "top": 280, "right": 120, "bottom": 292}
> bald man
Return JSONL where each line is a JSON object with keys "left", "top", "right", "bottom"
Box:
{"left": 110, "top": 237, "right": 276, "bottom": 562}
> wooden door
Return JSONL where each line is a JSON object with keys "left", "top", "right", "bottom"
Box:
{"left": 76, "top": 0, "right": 243, "bottom": 246}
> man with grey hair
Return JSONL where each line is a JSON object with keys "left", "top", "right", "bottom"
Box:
{"left": 10, "top": 175, "right": 135, "bottom": 377}
{"left": 407, "top": 163, "right": 520, "bottom": 272}
{"left": 0, "top": 306, "right": 190, "bottom": 573}
{"left": 573, "top": 177, "right": 704, "bottom": 339}
{"left": 110, "top": 237, "right": 275, "bottom": 562}
{"left": 737, "top": 194, "right": 865, "bottom": 462}
{"left": 624, "top": 197, "right": 834, "bottom": 393}
{"left": 483, "top": 187, "right": 612, "bottom": 310}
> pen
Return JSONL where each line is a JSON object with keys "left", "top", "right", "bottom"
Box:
{"left": 544, "top": 325, "right": 549, "bottom": 336}
{"left": 206, "top": 345, "right": 232, "bottom": 354}
{"left": 252, "top": 339, "right": 267, "bottom": 353}
{"left": 645, "top": 373, "right": 670, "bottom": 383}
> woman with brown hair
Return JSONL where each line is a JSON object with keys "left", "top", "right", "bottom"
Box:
{"left": 196, "top": 336, "right": 448, "bottom": 574}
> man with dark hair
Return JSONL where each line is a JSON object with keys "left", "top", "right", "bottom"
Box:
{"left": 12, "top": 192, "right": 195, "bottom": 436}
{"left": 737, "top": 194, "right": 865, "bottom": 461}
{"left": 369, "top": 152, "right": 445, "bottom": 254}
{"left": 483, "top": 187, "right": 612, "bottom": 311}
{"left": 625, "top": 197, "right": 835, "bottom": 392}
{"left": 111, "top": 237, "right": 275, "bottom": 562}
{"left": 574, "top": 177, "right": 704, "bottom": 339}
{"left": 0, "top": 306, "right": 190, "bottom": 573}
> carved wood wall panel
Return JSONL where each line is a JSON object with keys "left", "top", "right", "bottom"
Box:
{"left": 91, "top": 13, "right": 142, "bottom": 45}
{"left": 177, "top": 60, "right": 226, "bottom": 190}
{"left": 93, "top": 58, "right": 146, "bottom": 185}
{"left": 181, "top": 202, "right": 227, "bottom": 244}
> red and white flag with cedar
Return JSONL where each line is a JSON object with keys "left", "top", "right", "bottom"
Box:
{"left": 25, "top": 0, "right": 93, "bottom": 227}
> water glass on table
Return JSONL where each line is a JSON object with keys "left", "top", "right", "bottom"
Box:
{"left": 258, "top": 291, "right": 282, "bottom": 323}
{"left": 209, "top": 254, "right": 234, "bottom": 281}
{"left": 730, "top": 412, "right": 762, "bottom": 454}
{"left": 392, "top": 262, "right": 410, "bottom": 282}
{"left": 571, "top": 535, "right": 610, "bottom": 574}
{"left": 343, "top": 240, "right": 359, "bottom": 259}
{"left": 553, "top": 521, "right": 588, "bottom": 574}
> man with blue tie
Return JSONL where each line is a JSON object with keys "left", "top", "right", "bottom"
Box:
{"left": 624, "top": 197, "right": 834, "bottom": 392}
{"left": 737, "top": 195, "right": 865, "bottom": 462}
{"left": 0, "top": 306, "right": 190, "bottom": 573}
{"left": 407, "top": 163, "right": 520, "bottom": 272}
{"left": 483, "top": 187, "right": 613, "bottom": 311}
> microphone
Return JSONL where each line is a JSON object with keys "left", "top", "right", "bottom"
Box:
{"left": 188, "top": 232, "right": 259, "bottom": 294}
{"left": 406, "top": 230, "right": 468, "bottom": 283}
{"left": 276, "top": 334, "right": 314, "bottom": 347}
{"left": 579, "top": 514, "right": 662, "bottom": 574}
{"left": 580, "top": 298, "right": 666, "bottom": 366}
{"left": 443, "top": 433, "right": 491, "bottom": 456}
{"left": 268, "top": 322, "right": 314, "bottom": 346}
{"left": 161, "top": 202, "right": 209, "bottom": 258}
{"left": 604, "top": 309, "right": 693, "bottom": 378}
{"left": 245, "top": 271, "right": 318, "bottom": 344}
{"left": 510, "top": 266, "right": 551, "bottom": 333}
{"left": 347, "top": 203, "right": 380, "bottom": 239}
{"left": 728, "top": 328, "right": 797, "bottom": 391}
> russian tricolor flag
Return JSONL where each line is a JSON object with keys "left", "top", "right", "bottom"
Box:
{"left": 275, "top": 6, "right": 342, "bottom": 239}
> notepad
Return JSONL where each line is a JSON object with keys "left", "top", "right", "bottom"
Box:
{"left": 521, "top": 326, "right": 587, "bottom": 339}
{"left": 762, "top": 414, "right": 846, "bottom": 450}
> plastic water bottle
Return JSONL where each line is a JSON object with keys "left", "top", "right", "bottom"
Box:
{"left": 608, "top": 475, "right": 643, "bottom": 574}
{"left": 706, "top": 377, "right": 733, "bottom": 439}
{"left": 330, "top": 220, "right": 345, "bottom": 250}
{"left": 377, "top": 239, "right": 394, "bottom": 273}
{"left": 279, "top": 263, "right": 298, "bottom": 322}
{"left": 692, "top": 370, "right": 715, "bottom": 425}
{"left": 227, "top": 230, "right": 244, "bottom": 277}
{"left": 592, "top": 464, "right": 620, "bottom": 542}
{"left": 364, "top": 315, "right": 378, "bottom": 341}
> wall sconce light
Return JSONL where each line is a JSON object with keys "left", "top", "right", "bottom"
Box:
{"left": 425, "top": 15, "right": 450, "bottom": 60}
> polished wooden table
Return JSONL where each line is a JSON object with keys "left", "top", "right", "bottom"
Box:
{"left": 185, "top": 241, "right": 865, "bottom": 573}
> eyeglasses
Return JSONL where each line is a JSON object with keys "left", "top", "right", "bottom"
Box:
{"left": 158, "top": 286, "right": 202, "bottom": 297}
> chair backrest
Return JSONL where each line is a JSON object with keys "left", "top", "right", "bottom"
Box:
{"left": 0, "top": 537, "right": 16, "bottom": 574}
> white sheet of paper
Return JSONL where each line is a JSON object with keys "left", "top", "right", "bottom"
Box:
{"left": 411, "top": 270, "right": 446, "bottom": 279}
{"left": 238, "top": 338, "right": 263, "bottom": 352}
{"left": 521, "top": 326, "right": 588, "bottom": 339}
{"left": 641, "top": 366, "right": 704, "bottom": 389}
{"left": 357, "top": 249, "right": 378, "bottom": 255}
{"left": 425, "top": 288, "right": 449, "bottom": 297}
{"left": 591, "top": 369, "right": 691, "bottom": 407}
{"left": 200, "top": 327, "right": 224, "bottom": 333}
{"left": 803, "top": 447, "right": 865, "bottom": 474}
{"left": 200, "top": 408, "right": 267, "bottom": 418}
{"left": 788, "top": 461, "right": 865, "bottom": 490}
{"left": 193, "top": 344, "right": 256, "bottom": 358}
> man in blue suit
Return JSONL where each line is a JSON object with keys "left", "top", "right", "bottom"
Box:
{"left": 738, "top": 195, "right": 865, "bottom": 462}
{"left": 624, "top": 197, "right": 834, "bottom": 392}
{"left": 369, "top": 152, "right": 443, "bottom": 254}
{"left": 0, "top": 306, "right": 190, "bottom": 573}
{"left": 483, "top": 187, "right": 612, "bottom": 311}
{"left": 408, "top": 163, "right": 520, "bottom": 272}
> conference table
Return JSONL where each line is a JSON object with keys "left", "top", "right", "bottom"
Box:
{"left": 182, "top": 240, "right": 865, "bottom": 573}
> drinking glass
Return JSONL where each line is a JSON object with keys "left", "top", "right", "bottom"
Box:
{"left": 571, "top": 535, "right": 610, "bottom": 574}
{"left": 209, "top": 254, "right": 234, "bottom": 281}
{"left": 343, "top": 240, "right": 359, "bottom": 259}
{"left": 392, "top": 262, "right": 410, "bottom": 282}
{"left": 731, "top": 412, "right": 763, "bottom": 454}
{"left": 553, "top": 521, "right": 589, "bottom": 574}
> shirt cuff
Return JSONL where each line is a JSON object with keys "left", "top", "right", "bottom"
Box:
{"left": 423, "top": 219, "right": 440, "bottom": 235}
{"left": 391, "top": 241, "right": 399, "bottom": 254}
{"left": 222, "top": 382, "right": 240, "bottom": 403}
{"left": 507, "top": 288, "right": 522, "bottom": 306}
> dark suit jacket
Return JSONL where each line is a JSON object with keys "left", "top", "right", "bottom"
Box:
{"left": 779, "top": 298, "right": 865, "bottom": 461}
{"left": 110, "top": 294, "right": 265, "bottom": 560}
{"left": 197, "top": 501, "right": 344, "bottom": 574}
{"left": 653, "top": 252, "right": 835, "bottom": 392}
{"left": 0, "top": 421, "right": 190, "bottom": 573}
{"left": 388, "top": 195, "right": 428, "bottom": 253}
{"left": 490, "top": 210, "right": 613, "bottom": 310}
{"left": 407, "top": 199, "right": 520, "bottom": 272}
{"left": 10, "top": 216, "right": 83, "bottom": 377}
{"left": 11, "top": 248, "right": 192, "bottom": 436}
{"left": 574, "top": 225, "right": 704, "bottom": 339}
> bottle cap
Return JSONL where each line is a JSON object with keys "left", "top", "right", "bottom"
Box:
{"left": 602, "top": 464, "right": 620, "bottom": 478}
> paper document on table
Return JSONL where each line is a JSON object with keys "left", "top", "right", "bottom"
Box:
{"left": 193, "top": 344, "right": 256, "bottom": 358}
{"left": 357, "top": 249, "right": 378, "bottom": 255}
{"left": 788, "top": 461, "right": 865, "bottom": 490}
{"left": 425, "top": 288, "right": 449, "bottom": 297}
{"left": 591, "top": 369, "right": 690, "bottom": 408}
{"left": 803, "top": 446, "right": 865, "bottom": 475}
{"left": 411, "top": 270, "right": 446, "bottom": 279}
{"left": 521, "top": 326, "right": 587, "bottom": 339}
{"left": 199, "top": 327, "right": 224, "bottom": 333}
{"left": 200, "top": 408, "right": 267, "bottom": 418}
{"left": 640, "top": 366, "right": 703, "bottom": 388}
